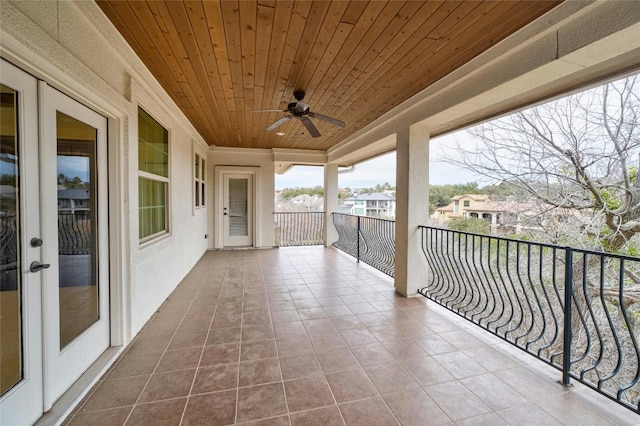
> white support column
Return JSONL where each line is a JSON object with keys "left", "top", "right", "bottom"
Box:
{"left": 324, "top": 163, "right": 339, "bottom": 246}
{"left": 394, "top": 124, "right": 430, "bottom": 296}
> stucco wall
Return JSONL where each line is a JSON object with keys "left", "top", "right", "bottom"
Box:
{"left": 1, "top": 1, "right": 209, "bottom": 339}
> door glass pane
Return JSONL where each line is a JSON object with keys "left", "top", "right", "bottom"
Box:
{"left": 56, "top": 111, "right": 99, "bottom": 349}
{"left": 0, "top": 84, "right": 22, "bottom": 395}
{"left": 229, "top": 178, "right": 248, "bottom": 236}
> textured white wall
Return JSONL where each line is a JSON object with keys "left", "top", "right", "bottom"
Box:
{"left": 1, "top": 1, "right": 210, "bottom": 339}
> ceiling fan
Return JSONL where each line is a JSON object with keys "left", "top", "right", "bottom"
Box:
{"left": 254, "top": 91, "right": 345, "bottom": 138}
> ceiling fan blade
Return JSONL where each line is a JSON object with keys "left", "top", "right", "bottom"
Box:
{"left": 299, "top": 116, "right": 321, "bottom": 138}
{"left": 307, "top": 112, "right": 345, "bottom": 128}
{"left": 253, "top": 109, "right": 288, "bottom": 113}
{"left": 267, "top": 116, "right": 291, "bottom": 131}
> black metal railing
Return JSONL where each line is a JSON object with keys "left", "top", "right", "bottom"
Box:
{"left": 58, "top": 212, "right": 92, "bottom": 255}
{"left": 332, "top": 213, "right": 395, "bottom": 277}
{"left": 1, "top": 213, "right": 91, "bottom": 258}
{"left": 274, "top": 212, "right": 324, "bottom": 247}
{"left": 419, "top": 226, "right": 640, "bottom": 412}
{"left": 0, "top": 215, "right": 18, "bottom": 265}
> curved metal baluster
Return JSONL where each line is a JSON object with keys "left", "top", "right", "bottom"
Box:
{"left": 614, "top": 259, "right": 640, "bottom": 406}
{"left": 580, "top": 256, "right": 607, "bottom": 381}
{"left": 537, "top": 246, "right": 562, "bottom": 359}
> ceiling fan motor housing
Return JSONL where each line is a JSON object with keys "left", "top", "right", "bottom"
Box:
{"left": 260, "top": 89, "right": 344, "bottom": 137}
{"left": 288, "top": 101, "right": 310, "bottom": 115}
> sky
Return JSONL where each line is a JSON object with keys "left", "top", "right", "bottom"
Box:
{"left": 1, "top": 156, "right": 90, "bottom": 183}
{"left": 58, "top": 156, "right": 90, "bottom": 182}
{"left": 274, "top": 131, "right": 485, "bottom": 189}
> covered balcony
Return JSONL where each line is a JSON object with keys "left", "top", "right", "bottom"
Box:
{"left": 63, "top": 247, "right": 637, "bottom": 425}
{"left": 2, "top": 1, "right": 640, "bottom": 425}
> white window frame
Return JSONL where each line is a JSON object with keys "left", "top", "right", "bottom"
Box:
{"left": 138, "top": 106, "right": 171, "bottom": 243}
{"left": 194, "top": 148, "right": 206, "bottom": 209}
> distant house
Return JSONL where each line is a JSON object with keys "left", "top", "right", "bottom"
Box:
{"left": 436, "top": 194, "right": 495, "bottom": 223}
{"left": 436, "top": 194, "right": 538, "bottom": 227}
{"left": 290, "top": 194, "right": 324, "bottom": 212}
{"left": 275, "top": 193, "right": 324, "bottom": 212}
{"left": 343, "top": 192, "right": 396, "bottom": 219}
{"left": 58, "top": 188, "right": 90, "bottom": 214}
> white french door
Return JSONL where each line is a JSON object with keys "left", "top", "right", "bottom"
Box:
{"left": 40, "top": 83, "right": 110, "bottom": 409}
{"left": 223, "top": 174, "right": 253, "bottom": 247}
{"left": 0, "top": 58, "right": 44, "bottom": 426}
{"left": 0, "top": 59, "right": 110, "bottom": 424}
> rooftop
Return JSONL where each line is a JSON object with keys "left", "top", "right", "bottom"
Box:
{"left": 345, "top": 192, "right": 395, "bottom": 201}
{"left": 58, "top": 188, "right": 90, "bottom": 200}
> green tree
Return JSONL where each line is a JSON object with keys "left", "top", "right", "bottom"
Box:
{"left": 57, "top": 174, "right": 88, "bottom": 189}
{"left": 0, "top": 174, "right": 16, "bottom": 186}
{"left": 280, "top": 186, "right": 324, "bottom": 199}
{"left": 447, "top": 217, "right": 490, "bottom": 234}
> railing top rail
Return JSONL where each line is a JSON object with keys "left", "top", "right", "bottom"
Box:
{"left": 419, "top": 225, "right": 640, "bottom": 262}
{"left": 332, "top": 212, "right": 396, "bottom": 224}
{"left": 273, "top": 211, "right": 325, "bottom": 215}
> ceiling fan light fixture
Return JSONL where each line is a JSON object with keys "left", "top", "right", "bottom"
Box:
{"left": 276, "top": 132, "right": 285, "bottom": 136}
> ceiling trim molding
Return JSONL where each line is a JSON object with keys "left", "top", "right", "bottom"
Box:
{"left": 272, "top": 148, "right": 327, "bottom": 163}
{"left": 211, "top": 146, "right": 273, "bottom": 155}
{"left": 272, "top": 148, "right": 328, "bottom": 175}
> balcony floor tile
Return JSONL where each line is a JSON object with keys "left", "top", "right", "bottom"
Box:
{"left": 64, "top": 247, "right": 640, "bottom": 425}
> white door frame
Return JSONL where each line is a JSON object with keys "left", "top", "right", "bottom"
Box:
{"left": 0, "top": 57, "right": 44, "bottom": 426}
{"left": 215, "top": 166, "right": 260, "bottom": 249}
{"left": 1, "top": 57, "right": 125, "bottom": 425}
{"left": 40, "top": 83, "right": 111, "bottom": 409}
{"left": 223, "top": 174, "right": 253, "bottom": 247}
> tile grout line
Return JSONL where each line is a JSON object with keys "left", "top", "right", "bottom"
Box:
{"left": 272, "top": 259, "right": 293, "bottom": 425}
{"left": 288, "top": 251, "right": 346, "bottom": 425}
{"left": 178, "top": 257, "right": 221, "bottom": 425}
{"left": 234, "top": 252, "right": 248, "bottom": 425}
{"left": 118, "top": 262, "right": 213, "bottom": 425}
{"left": 141, "top": 280, "right": 204, "bottom": 420}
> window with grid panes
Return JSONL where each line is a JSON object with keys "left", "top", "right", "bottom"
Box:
{"left": 138, "top": 107, "right": 169, "bottom": 240}
{"left": 195, "top": 152, "right": 205, "bottom": 208}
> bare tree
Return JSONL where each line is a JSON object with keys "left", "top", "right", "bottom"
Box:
{"left": 435, "top": 76, "right": 640, "bottom": 407}
{"left": 444, "top": 75, "right": 640, "bottom": 253}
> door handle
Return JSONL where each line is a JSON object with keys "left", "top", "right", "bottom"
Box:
{"left": 29, "top": 261, "right": 50, "bottom": 273}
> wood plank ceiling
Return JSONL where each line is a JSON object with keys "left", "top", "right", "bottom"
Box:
{"left": 96, "top": 0, "right": 562, "bottom": 151}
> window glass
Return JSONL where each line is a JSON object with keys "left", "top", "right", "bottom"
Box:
{"left": 139, "top": 178, "right": 166, "bottom": 239}
{"left": 138, "top": 107, "right": 169, "bottom": 240}
{"left": 194, "top": 152, "right": 205, "bottom": 208}
{"left": 138, "top": 108, "right": 168, "bottom": 177}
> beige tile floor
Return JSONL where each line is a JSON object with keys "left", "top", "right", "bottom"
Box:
{"left": 63, "top": 247, "right": 639, "bottom": 425}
